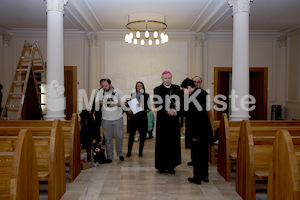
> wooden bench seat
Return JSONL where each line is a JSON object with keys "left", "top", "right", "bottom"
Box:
{"left": 0, "top": 129, "right": 39, "bottom": 200}
{"left": 0, "top": 120, "right": 66, "bottom": 200}
{"left": 217, "top": 113, "right": 300, "bottom": 181}
{"left": 267, "top": 130, "right": 300, "bottom": 200}
{"left": 236, "top": 121, "right": 300, "bottom": 200}
{"left": 0, "top": 113, "right": 81, "bottom": 182}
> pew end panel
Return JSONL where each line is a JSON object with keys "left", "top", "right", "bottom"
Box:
{"left": 267, "top": 130, "right": 300, "bottom": 200}
{"left": 236, "top": 120, "right": 256, "bottom": 200}
{"left": 217, "top": 113, "right": 231, "bottom": 181}
{"left": 0, "top": 130, "right": 39, "bottom": 200}
{"left": 48, "top": 120, "right": 66, "bottom": 200}
{"left": 67, "top": 113, "right": 81, "bottom": 182}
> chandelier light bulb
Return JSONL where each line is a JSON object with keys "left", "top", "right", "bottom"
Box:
{"left": 128, "top": 38, "right": 132, "bottom": 44}
{"left": 148, "top": 39, "right": 152, "bottom": 45}
{"left": 155, "top": 39, "right": 160, "bottom": 45}
{"left": 129, "top": 32, "right": 133, "bottom": 39}
{"left": 133, "top": 38, "right": 138, "bottom": 45}
{"left": 141, "top": 39, "right": 145, "bottom": 45}
{"left": 165, "top": 34, "right": 168, "bottom": 42}
{"left": 161, "top": 38, "right": 165, "bottom": 44}
{"left": 153, "top": 31, "right": 158, "bottom": 39}
{"left": 125, "top": 34, "right": 129, "bottom": 43}
{"left": 136, "top": 31, "right": 141, "bottom": 39}
{"left": 145, "top": 30, "right": 149, "bottom": 38}
{"left": 160, "top": 32, "right": 165, "bottom": 39}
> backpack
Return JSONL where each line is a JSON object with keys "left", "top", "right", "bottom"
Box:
{"left": 92, "top": 144, "right": 107, "bottom": 164}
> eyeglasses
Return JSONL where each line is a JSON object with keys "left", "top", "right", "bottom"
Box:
{"left": 194, "top": 81, "right": 201, "bottom": 83}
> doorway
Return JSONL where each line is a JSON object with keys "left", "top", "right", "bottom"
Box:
{"left": 64, "top": 66, "right": 77, "bottom": 120}
{"left": 213, "top": 67, "right": 268, "bottom": 120}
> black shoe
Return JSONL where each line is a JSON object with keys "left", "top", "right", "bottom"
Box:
{"left": 119, "top": 156, "right": 125, "bottom": 161}
{"left": 201, "top": 178, "right": 209, "bottom": 182}
{"left": 188, "top": 177, "right": 201, "bottom": 184}
{"left": 168, "top": 169, "right": 176, "bottom": 174}
{"left": 138, "top": 152, "right": 143, "bottom": 157}
{"left": 158, "top": 169, "right": 166, "bottom": 174}
{"left": 126, "top": 152, "right": 131, "bottom": 157}
{"left": 106, "top": 159, "right": 112, "bottom": 163}
{"left": 187, "top": 161, "right": 193, "bottom": 166}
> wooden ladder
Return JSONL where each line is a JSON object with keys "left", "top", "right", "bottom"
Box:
{"left": 0, "top": 41, "right": 47, "bottom": 120}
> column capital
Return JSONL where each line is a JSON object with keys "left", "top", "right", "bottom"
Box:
{"left": 87, "top": 32, "right": 97, "bottom": 47}
{"left": 45, "top": 0, "right": 68, "bottom": 13}
{"left": 195, "top": 32, "right": 206, "bottom": 47}
{"left": 277, "top": 34, "right": 287, "bottom": 48}
{"left": 228, "top": 0, "right": 252, "bottom": 14}
{"left": 2, "top": 32, "right": 13, "bottom": 46}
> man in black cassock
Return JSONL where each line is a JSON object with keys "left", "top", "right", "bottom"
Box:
{"left": 153, "top": 71, "right": 182, "bottom": 174}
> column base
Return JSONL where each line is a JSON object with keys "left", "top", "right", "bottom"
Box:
{"left": 45, "top": 114, "right": 66, "bottom": 121}
{"left": 230, "top": 114, "right": 250, "bottom": 121}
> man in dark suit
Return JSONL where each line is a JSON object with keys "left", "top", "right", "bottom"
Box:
{"left": 91, "top": 81, "right": 103, "bottom": 145}
{"left": 181, "top": 78, "right": 213, "bottom": 184}
{"left": 153, "top": 71, "right": 182, "bottom": 174}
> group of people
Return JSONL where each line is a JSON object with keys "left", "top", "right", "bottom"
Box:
{"left": 91, "top": 71, "right": 213, "bottom": 185}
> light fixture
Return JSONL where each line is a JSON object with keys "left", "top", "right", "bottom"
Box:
{"left": 125, "top": 15, "right": 168, "bottom": 46}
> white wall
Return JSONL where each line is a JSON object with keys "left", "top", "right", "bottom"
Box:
{"left": 285, "top": 30, "right": 300, "bottom": 120}
{"left": 1, "top": 30, "right": 299, "bottom": 120}
{"left": 102, "top": 40, "right": 188, "bottom": 97}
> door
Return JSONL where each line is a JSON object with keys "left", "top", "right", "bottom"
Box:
{"left": 214, "top": 67, "right": 268, "bottom": 120}
{"left": 64, "top": 66, "right": 77, "bottom": 120}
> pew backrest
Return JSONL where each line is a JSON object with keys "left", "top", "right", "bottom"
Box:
{"left": 0, "top": 120, "right": 66, "bottom": 200}
{"left": 0, "top": 113, "right": 81, "bottom": 182}
{"left": 0, "top": 129, "right": 39, "bottom": 200}
{"left": 236, "top": 121, "right": 300, "bottom": 200}
{"left": 217, "top": 113, "right": 300, "bottom": 181}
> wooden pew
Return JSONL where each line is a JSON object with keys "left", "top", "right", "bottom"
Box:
{"left": 0, "top": 120, "right": 66, "bottom": 200}
{"left": 217, "top": 113, "right": 300, "bottom": 181}
{"left": 235, "top": 121, "right": 300, "bottom": 200}
{"left": 0, "top": 129, "right": 39, "bottom": 200}
{"left": 217, "top": 113, "right": 243, "bottom": 181}
{"left": 207, "top": 110, "right": 220, "bottom": 165}
{"left": 0, "top": 113, "right": 81, "bottom": 182}
{"left": 267, "top": 130, "right": 300, "bottom": 200}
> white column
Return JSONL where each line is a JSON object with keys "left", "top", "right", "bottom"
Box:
{"left": 87, "top": 32, "right": 98, "bottom": 96}
{"left": 229, "top": 0, "right": 251, "bottom": 121}
{"left": 45, "top": 0, "right": 68, "bottom": 120}
{"left": 194, "top": 33, "right": 205, "bottom": 78}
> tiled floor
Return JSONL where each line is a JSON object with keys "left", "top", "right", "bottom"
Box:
{"left": 59, "top": 133, "right": 248, "bottom": 200}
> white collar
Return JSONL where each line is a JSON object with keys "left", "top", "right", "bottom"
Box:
{"left": 164, "top": 84, "right": 171, "bottom": 88}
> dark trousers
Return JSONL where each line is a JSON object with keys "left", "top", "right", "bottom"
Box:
{"left": 191, "top": 141, "right": 208, "bottom": 180}
{"left": 128, "top": 129, "right": 146, "bottom": 154}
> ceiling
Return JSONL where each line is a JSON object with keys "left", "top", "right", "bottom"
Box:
{"left": 0, "top": 0, "right": 300, "bottom": 34}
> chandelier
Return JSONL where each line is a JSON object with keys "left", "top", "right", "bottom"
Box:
{"left": 124, "top": 16, "right": 168, "bottom": 46}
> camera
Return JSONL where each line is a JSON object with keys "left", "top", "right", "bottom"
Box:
{"left": 106, "top": 98, "right": 114, "bottom": 106}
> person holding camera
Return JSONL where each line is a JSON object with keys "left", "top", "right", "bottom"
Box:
{"left": 97, "top": 78, "right": 126, "bottom": 163}
{"left": 153, "top": 71, "right": 183, "bottom": 174}
{"left": 126, "top": 81, "right": 150, "bottom": 157}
